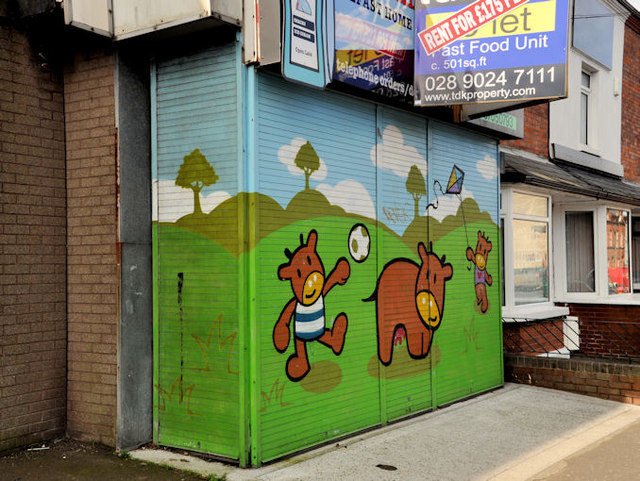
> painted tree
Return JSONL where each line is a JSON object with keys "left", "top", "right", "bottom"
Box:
{"left": 295, "top": 141, "right": 320, "bottom": 190}
{"left": 406, "top": 164, "right": 426, "bottom": 220}
{"left": 175, "top": 148, "right": 219, "bottom": 215}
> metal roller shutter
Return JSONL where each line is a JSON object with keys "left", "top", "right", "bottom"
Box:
{"left": 255, "top": 73, "right": 381, "bottom": 462}
{"left": 153, "top": 40, "right": 243, "bottom": 460}
{"left": 376, "top": 106, "right": 434, "bottom": 422}
{"left": 253, "top": 74, "right": 503, "bottom": 463}
{"left": 428, "top": 121, "right": 503, "bottom": 407}
{"left": 153, "top": 52, "right": 503, "bottom": 465}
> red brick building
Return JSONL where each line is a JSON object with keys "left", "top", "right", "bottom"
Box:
{"left": 622, "top": 13, "right": 640, "bottom": 185}
{"left": 500, "top": 0, "right": 640, "bottom": 403}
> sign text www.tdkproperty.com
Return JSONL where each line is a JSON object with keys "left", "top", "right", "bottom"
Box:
{"left": 414, "top": 0, "right": 570, "bottom": 106}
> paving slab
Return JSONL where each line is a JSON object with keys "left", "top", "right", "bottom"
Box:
{"left": 131, "top": 383, "right": 640, "bottom": 481}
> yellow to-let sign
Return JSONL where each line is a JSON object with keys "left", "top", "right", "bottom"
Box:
{"left": 335, "top": 49, "right": 385, "bottom": 69}
{"left": 425, "top": 0, "right": 556, "bottom": 41}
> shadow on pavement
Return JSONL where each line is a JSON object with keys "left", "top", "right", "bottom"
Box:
{"left": 1, "top": 438, "right": 206, "bottom": 481}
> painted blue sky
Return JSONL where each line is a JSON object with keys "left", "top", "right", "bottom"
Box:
{"left": 154, "top": 118, "right": 499, "bottom": 236}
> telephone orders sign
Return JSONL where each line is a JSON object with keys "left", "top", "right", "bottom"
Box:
{"left": 414, "top": 0, "right": 570, "bottom": 106}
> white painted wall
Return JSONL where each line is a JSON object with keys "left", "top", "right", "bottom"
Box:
{"left": 549, "top": 0, "right": 627, "bottom": 166}
{"left": 63, "top": 0, "right": 242, "bottom": 39}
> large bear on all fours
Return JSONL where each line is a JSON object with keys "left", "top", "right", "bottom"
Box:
{"left": 364, "top": 243, "right": 453, "bottom": 366}
{"left": 466, "top": 230, "right": 493, "bottom": 313}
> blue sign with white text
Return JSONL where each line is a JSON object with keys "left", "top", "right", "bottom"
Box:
{"left": 283, "top": 0, "right": 329, "bottom": 88}
{"left": 414, "top": 0, "right": 570, "bottom": 106}
{"left": 333, "top": 0, "right": 415, "bottom": 102}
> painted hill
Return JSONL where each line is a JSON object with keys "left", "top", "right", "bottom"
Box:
{"left": 169, "top": 191, "right": 495, "bottom": 257}
{"left": 402, "top": 197, "right": 495, "bottom": 254}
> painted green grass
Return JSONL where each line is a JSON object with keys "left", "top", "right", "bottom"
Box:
{"left": 252, "top": 216, "right": 502, "bottom": 461}
{"left": 154, "top": 215, "right": 502, "bottom": 461}
{"left": 155, "top": 225, "right": 241, "bottom": 458}
{"left": 170, "top": 189, "right": 492, "bottom": 258}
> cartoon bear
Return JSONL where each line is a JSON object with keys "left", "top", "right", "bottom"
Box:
{"left": 274, "top": 230, "right": 350, "bottom": 381}
{"left": 466, "top": 230, "right": 493, "bottom": 313}
{"left": 364, "top": 243, "right": 453, "bottom": 366}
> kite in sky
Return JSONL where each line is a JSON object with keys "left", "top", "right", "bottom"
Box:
{"left": 446, "top": 165, "right": 464, "bottom": 195}
{"left": 426, "top": 165, "right": 474, "bottom": 269}
{"left": 425, "top": 164, "right": 465, "bottom": 212}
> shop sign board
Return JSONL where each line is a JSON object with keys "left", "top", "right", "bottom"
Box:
{"left": 282, "top": 0, "right": 329, "bottom": 88}
{"left": 467, "top": 108, "right": 524, "bottom": 137}
{"left": 414, "top": 0, "right": 570, "bottom": 106}
{"left": 333, "top": 0, "right": 415, "bottom": 102}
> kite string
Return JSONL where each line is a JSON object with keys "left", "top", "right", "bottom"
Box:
{"left": 424, "top": 169, "right": 473, "bottom": 269}
{"left": 425, "top": 180, "right": 445, "bottom": 213}
{"left": 425, "top": 181, "right": 445, "bottom": 253}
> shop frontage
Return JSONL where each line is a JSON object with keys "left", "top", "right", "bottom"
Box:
{"left": 152, "top": 38, "right": 503, "bottom": 466}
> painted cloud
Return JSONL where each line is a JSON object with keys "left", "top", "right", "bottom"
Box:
{"left": 153, "top": 179, "right": 231, "bottom": 222}
{"left": 477, "top": 154, "right": 498, "bottom": 180}
{"left": 370, "top": 124, "right": 427, "bottom": 179}
{"left": 316, "top": 180, "right": 376, "bottom": 220}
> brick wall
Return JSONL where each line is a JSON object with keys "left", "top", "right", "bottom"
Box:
{"left": 622, "top": 16, "right": 640, "bottom": 183}
{"left": 503, "top": 319, "right": 565, "bottom": 355}
{"left": 0, "top": 24, "right": 67, "bottom": 451}
{"left": 64, "top": 47, "right": 118, "bottom": 447}
{"left": 505, "top": 355, "right": 640, "bottom": 405}
{"left": 501, "top": 103, "right": 549, "bottom": 158}
{"left": 561, "top": 304, "right": 640, "bottom": 360}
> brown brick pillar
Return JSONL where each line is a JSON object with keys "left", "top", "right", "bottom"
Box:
{"left": 0, "top": 24, "right": 67, "bottom": 451}
{"left": 64, "top": 47, "right": 118, "bottom": 446}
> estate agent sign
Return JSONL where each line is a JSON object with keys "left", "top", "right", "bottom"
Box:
{"left": 414, "top": 0, "right": 570, "bottom": 106}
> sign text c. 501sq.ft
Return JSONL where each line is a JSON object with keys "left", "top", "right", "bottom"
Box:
{"left": 414, "top": 0, "right": 570, "bottom": 107}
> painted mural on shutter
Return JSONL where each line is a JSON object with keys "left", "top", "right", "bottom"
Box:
{"left": 252, "top": 74, "right": 501, "bottom": 463}
{"left": 376, "top": 107, "right": 435, "bottom": 422}
{"left": 254, "top": 74, "right": 381, "bottom": 462}
{"left": 427, "top": 121, "right": 502, "bottom": 407}
{"left": 152, "top": 48, "right": 502, "bottom": 464}
{"left": 153, "top": 41, "right": 243, "bottom": 459}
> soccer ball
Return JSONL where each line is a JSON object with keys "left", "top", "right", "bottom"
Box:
{"left": 348, "top": 224, "right": 370, "bottom": 263}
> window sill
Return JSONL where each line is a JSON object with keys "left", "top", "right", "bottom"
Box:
{"left": 578, "top": 144, "right": 600, "bottom": 158}
{"left": 502, "top": 304, "right": 570, "bottom": 321}
{"left": 557, "top": 293, "right": 640, "bottom": 306}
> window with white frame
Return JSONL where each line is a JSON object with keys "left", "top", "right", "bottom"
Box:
{"left": 606, "top": 208, "right": 630, "bottom": 294}
{"left": 554, "top": 203, "right": 634, "bottom": 300}
{"left": 501, "top": 189, "right": 551, "bottom": 309}
{"left": 633, "top": 217, "right": 640, "bottom": 292}
{"left": 580, "top": 70, "right": 591, "bottom": 146}
{"left": 565, "top": 210, "right": 595, "bottom": 293}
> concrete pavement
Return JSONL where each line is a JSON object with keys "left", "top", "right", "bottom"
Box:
{"left": 131, "top": 383, "right": 640, "bottom": 480}
{"left": 531, "top": 417, "right": 640, "bottom": 481}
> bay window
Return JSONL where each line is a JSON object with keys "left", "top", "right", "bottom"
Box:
{"left": 554, "top": 203, "right": 634, "bottom": 301}
{"left": 565, "top": 211, "right": 595, "bottom": 293}
{"left": 501, "top": 188, "right": 552, "bottom": 313}
{"left": 502, "top": 186, "right": 638, "bottom": 317}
